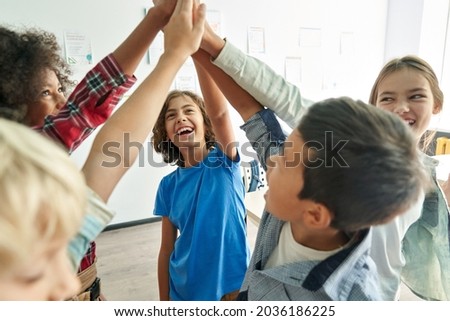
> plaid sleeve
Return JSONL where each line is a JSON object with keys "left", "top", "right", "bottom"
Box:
{"left": 35, "top": 53, "right": 137, "bottom": 154}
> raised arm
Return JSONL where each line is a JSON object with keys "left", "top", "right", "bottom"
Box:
{"left": 192, "top": 50, "right": 237, "bottom": 160}
{"left": 191, "top": 47, "right": 287, "bottom": 171}
{"left": 82, "top": 0, "right": 206, "bottom": 202}
{"left": 192, "top": 48, "right": 263, "bottom": 123}
{"left": 112, "top": 0, "right": 176, "bottom": 75}
{"left": 201, "top": 22, "right": 313, "bottom": 129}
{"left": 37, "top": 2, "right": 180, "bottom": 154}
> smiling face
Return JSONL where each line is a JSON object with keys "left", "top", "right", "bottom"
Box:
{"left": 374, "top": 68, "right": 440, "bottom": 140}
{"left": 0, "top": 237, "right": 80, "bottom": 300}
{"left": 24, "top": 68, "right": 67, "bottom": 127}
{"left": 164, "top": 95, "right": 206, "bottom": 150}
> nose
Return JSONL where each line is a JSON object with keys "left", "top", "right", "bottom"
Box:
{"left": 54, "top": 94, "right": 67, "bottom": 112}
{"left": 392, "top": 101, "right": 409, "bottom": 115}
{"left": 176, "top": 114, "right": 186, "bottom": 123}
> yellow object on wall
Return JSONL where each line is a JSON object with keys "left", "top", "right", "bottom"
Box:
{"left": 436, "top": 137, "right": 450, "bottom": 155}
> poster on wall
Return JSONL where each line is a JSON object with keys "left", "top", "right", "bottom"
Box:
{"left": 206, "top": 10, "right": 222, "bottom": 36}
{"left": 285, "top": 57, "right": 302, "bottom": 87}
{"left": 299, "top": 27, "right": 322, "bottom": 47}
{"left": 147, "top": 31, "right": 164, "bottom": 65}
{"left": 175, "top": 59, "right": 197, "bottom": 92}
{"left": 340, "top": 32, "right": 355, "bottom": 57}
{"left": 63, "top": 30, "right": 93, "bottom": 65}
{"left": 247, "top": 26, "right": 265, "bottom": 54}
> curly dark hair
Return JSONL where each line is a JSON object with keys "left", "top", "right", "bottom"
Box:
{"left": 152, "top": 90, "right": 216, "bottom": 167}
{"left": 0, "top": 25, "right": 75, "bottom": 123}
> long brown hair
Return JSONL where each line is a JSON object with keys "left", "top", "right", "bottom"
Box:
{"left": 152, "top": 90, "right": 216, "bottom": 167}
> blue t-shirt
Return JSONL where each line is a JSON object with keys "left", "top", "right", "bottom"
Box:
{"left": 154, "top": 146, "right": 250, "bottom": 300}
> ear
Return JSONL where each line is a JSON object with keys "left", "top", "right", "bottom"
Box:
{"left": 433, "top": 102, "right": 442, "bottom": 115}
{"left": 302, "top": 200, "right": 333, "bottom": 230}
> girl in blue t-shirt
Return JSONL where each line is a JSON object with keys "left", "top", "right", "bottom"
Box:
{"left": 152, "top": 49, "right": 251, "bottom": 301}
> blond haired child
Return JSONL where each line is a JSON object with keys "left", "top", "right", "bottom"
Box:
{"left": 0, "top": 118, "right": 86, "bottom": 300}
{"left": 0, "top": 0, "right": 206, "bottom": 300}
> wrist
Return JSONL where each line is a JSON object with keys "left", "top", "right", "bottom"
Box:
{"left": 201, "top": 34, "right": 226, "bottom": 60}
{"left": 160, "top": 50, "right": 189, "bottom": 67}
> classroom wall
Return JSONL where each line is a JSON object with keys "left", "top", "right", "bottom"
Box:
{"left": 2, "top": 0, "right": 445, "bottom": 225}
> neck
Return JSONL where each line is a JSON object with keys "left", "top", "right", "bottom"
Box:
{"left": 180, "top": 144, "right": 209, "bottom": 167}
{"left": 290, "top": 222, "right": 350, "bottom": 251}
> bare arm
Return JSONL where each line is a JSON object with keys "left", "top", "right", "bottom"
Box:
{"left": 83, "top": 0, "right": 206, "bottom": 202}
{"left": 158, "top": 217, "right": 177, "bottom": 301}
{"left": 192, "top": 50, "right": 237, "bottom": 160}
{"left": 112, "top": 0, "right": 176, "bottom": 75}
{"left": 200, "top": 21, "right": 226, "bottom": 60}
{"left": 200, "top": 22, "right": 313, "bottom": 128}
{"left": 192, "top": 48, "right": 263, "bottom": 123}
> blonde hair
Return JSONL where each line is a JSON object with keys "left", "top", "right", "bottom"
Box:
{"left": 0, "top": 119, "right": 86, "bottom": 275}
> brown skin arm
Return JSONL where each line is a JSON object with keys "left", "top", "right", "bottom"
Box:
{"left": 158, "top": 217, "right": 177, "bottom": 301}
{"left": 192, "top": 46, "right": 263, "bottom": 123}
{"left": 112, "top": 1, "right": 176, "bottom": 75}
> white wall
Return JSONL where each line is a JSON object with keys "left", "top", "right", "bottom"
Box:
{"left": 1, "top": 0, "right": 393, "bottom": 224}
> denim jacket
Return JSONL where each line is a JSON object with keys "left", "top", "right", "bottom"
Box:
{"left": 401, "top": 155, "right": 450, "bottom": 300}
{"left": 213, "top": 40, "right": 450, "bottom": 300}
{"left": 237, "top": 109, "right": 382, "bottom": 300}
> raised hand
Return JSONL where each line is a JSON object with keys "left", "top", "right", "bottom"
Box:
{"left": 163, "top": 0, "right": 206, "bottom": 61}
{"left": 152, "top": 0, "right": 177, "bottom": 27}
{"left": 200, "top": 20, "right": 225, "bottom": 59}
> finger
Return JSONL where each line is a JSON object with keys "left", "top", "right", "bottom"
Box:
{"left": 171, "top": 0, "right": 182, "bottom": 14}
{"left": 193, "top": 3, "right": 206, "bottom": 32}
{"left": 177, "top": 0, "right": 193, "bottom": 14}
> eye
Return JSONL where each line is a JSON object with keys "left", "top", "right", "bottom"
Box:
{"left": 379, "top": 96, "right": 393, "bottom": 103}
{"left": 410, "top": 94, "right": 426, "bottom": 100}
{"left": 40, "top": 90, "right": 50, "bottom": 97}
{"left": 58, "top": 86, "right": 65, "bottom": 94}
{"left": 165, "top": 113, "right": 175, "bottom": 120}
{"left": 185, "top": 108, "right": 195, "bottom": 114}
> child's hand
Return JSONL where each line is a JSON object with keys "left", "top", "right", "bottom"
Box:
{"left": 163, "top": 0, "right": 206, "bottom": 60}
{"left": 200, "top": 19, "right": 225, "bottom": 59}
{"left": 152, "top": 0, "right": 177, "bottom": 27}
{"left": 200, "top": 21, "right": 216, "bottom": 50}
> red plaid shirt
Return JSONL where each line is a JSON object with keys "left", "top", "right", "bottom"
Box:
{"left": 33, "top": 53, "right": 136, "bottom": 272}
{"left": 34, "top": 53, "right": 136, "bottom": 154}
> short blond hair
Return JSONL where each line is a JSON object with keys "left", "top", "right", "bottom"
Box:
{"left": 0, "top": 119, "right": 86, "bottom": 275}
